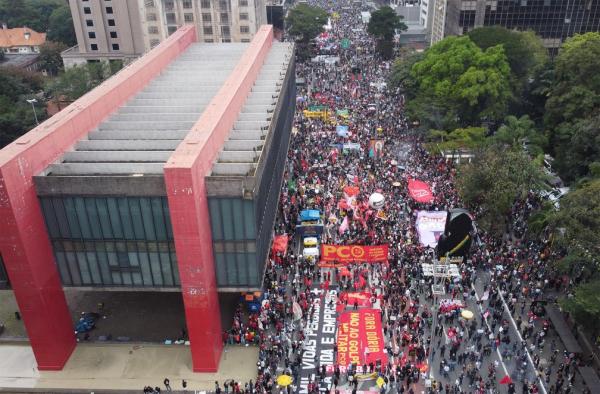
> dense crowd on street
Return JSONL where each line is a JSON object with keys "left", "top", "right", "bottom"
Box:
{"left": 212, "top": 1, "right": 596, "bottom": 394}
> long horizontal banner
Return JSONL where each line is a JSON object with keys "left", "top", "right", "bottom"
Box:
{"left": 320, "top": 244, "right": 388, "bottom": 263}
{"left": 337, "top": 309, "right": 388, "bottom": 367}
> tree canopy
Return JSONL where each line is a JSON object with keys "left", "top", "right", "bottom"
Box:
{"left": 46, "top": 62, "right": 115, "bottom": 101}
{"left": 0, "top": 67, "right": 46, "bottom": 147}
{"left": 493, "top": 115, "right": 547, "bottom": 157}
{"left": 456, "top": 144, "right": 546, "bottom": 235}
{"left": 407, "top": 36, "right": 512, "bottom": 130}
{"left": 560, "top": 280, "right": 600, "bottom": 335}
{"left": 468, "top": 27, "right": 547, "bottom": 83}
{"left": 549, "top": 179, "right": 600, "bottom": 275}
{"left": 426, "top": 126, "right": 487, "bottom": 152}
{"left": 0, "top": 0, "right": 74, "bottom": 46}
{"left": 367, "top": 6, "right": 406, "bottom": 60}
{"left": 286, "top": 4, "right": 328, "bottom": 43}
{"left": 37, "top": 41, "right": 67, "bottom": 76}
{"left": 545, "top": 32, "right": 600, "bottom": 127}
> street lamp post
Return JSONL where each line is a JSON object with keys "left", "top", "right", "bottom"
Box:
{"left": 26, "top": 98, "right": 39, "bottom": 125}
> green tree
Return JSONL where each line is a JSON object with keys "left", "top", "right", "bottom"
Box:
{"left": 468, "top": 27, "right": 547, "bottom": 83}
{"left": 551, "top": 116, "right": 600, "bottom": 182}
{"left": 37, "top": 41, "right": 66, "bottom": 76}
{"left": 408, "top": 36, "right": 512, "bottom": 130}
{"left": 493, "top": 115, "right": 547, "bottom": 157}
{"left": 47, "top": 5, "right": 75, "bottom": 46}
{"left": 545, "top": 32, "right": 600, "bottom": 128}
{"left": 286, "top": 4, "right": 328, "bottom": 59}
{"left": 388, "top": 49, "right": 424, "bottom": 95}
{"left": 560, "top": 280, "right": 600, "bottom": 335}
{"left": 456, "top": 144, "right": 546, "bottom": 235}
{"left": 0, "top": 66, "right": 46, "bottom": 147}
{"left": 46, "top": 62, "right": 112, "bottom": 101}
{"left": 426, "top": 126, "right": 487, "bottom": 152}
{"left": 0, "top": 0, "right": 70, "bottom": 34}
{"left": 367, "top": 6, "right": 407, "bottom": 59}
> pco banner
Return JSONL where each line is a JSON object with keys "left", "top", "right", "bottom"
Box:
{"left": 320, "top": 244, "right": 388, "bottom": 263}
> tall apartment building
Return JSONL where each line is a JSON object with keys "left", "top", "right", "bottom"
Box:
{"left": 429, "top": 0, "right": 600, "bottom": 49}
{"left": 63, "top": 0, "right": 267, "bottom": 66}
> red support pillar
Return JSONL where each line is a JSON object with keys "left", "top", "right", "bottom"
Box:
{"left": 0, "top": 26, "right": 198, "bottom": 371}
{"left": 0, "top": 170, "right": 76, "bottom": 370}
{"left": 165, "top": 25, "right": 274, "bottom": 372}
{"left": 164, "top": 171, "right": 223, "bottom": 372}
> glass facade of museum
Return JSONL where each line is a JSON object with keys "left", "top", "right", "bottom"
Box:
{"left": 39, "top": 196, "right": 180, "bottom": 287}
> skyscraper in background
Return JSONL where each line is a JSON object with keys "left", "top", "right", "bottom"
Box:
{"left": 429, "top": 0, "right": 600, "bottom": 50}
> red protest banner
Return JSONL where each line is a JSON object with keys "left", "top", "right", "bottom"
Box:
{"left": 407, "top": 178, "right": 434, "bottom": 203}
{"left": 320, "top": 244, "right": 388, "bottom": 263}
{"left": 336, "top": 309, "right": 387, "bottom": 367}
{"left": 339, "top": 292, "right": 373, "bottom": 307}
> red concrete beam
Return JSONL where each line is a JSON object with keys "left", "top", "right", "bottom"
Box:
{"left": 164, "top": 25, "right": 274, "bottom": 372}
{"left": 0, "top": 25, "right": 197, "bottom": 371}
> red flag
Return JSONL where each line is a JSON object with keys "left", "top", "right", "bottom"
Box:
{"left": 499, "top": 375, "right": 512, "bottom": 385}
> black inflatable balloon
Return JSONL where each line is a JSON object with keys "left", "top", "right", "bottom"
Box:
{"left": 436, "top": 208, "right": 474, "bottom": 261}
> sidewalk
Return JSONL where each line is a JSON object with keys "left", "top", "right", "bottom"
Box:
{"left": 0, "top": 343, "right": 258, "bottom": 392}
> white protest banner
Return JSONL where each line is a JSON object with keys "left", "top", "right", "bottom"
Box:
{"left": 415, "top": 210, "right": 447, "bottom": 247}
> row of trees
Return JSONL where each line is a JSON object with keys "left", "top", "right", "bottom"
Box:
{"left": 390, "top": 28, "right": 600, "bottom": 331}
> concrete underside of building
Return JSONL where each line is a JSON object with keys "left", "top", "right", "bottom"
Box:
{"left": 0, "top": 24, "right": 294, "bottom": 372}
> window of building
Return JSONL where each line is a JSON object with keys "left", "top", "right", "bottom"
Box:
{"left": 205, "top": 39, "right": 214, "bottom": 42}
{"left": 145, "top": 0, "right": 155, "bottom": 6}
{"left": 167, "top": 26, "right": 178, "bottom": 35}
{"left": 240, "top": 12, "right": 248, "bottom": 20}
{"left": 84, "top": 7, "right": 91, "bottom": 14}
{"left": 184, "top": 13, "right": 194, "bottom": 22}
{"left": 112, "top": 43, "right": 119, "bottom": 50}
{"left": 164, "top": 0, "right": 174, "bottom": 11}
{"left": 150, "top": 38, "right": 160, "bottom": 48}
{"left": 88, "top": 31, "right": 96, "bottom": 39}
{"left": 108, "top": 19, "right": 115, "bottom": 26}
{"left": 221, "top": 38, "right": 231, "bottom": 43}
{"left": 106, "top": 6, "right": 113, "bottom": 14}
{"left": 148, "top": 26, "right": 159, "bottom": 34}
{"left": 201, "top": 0, "right": 211, "bottom": 8}
{"left": 166, "top": 12, "right": 176, "bottom": 24}
{"left": 147, "top": 12, "right": 157, "bottom": 21}
{"left": 183, "top": 0, "right": 193, "bottom": 8}
{"left": 86, "top": 19, "right": 93, "bottom": 26}
{"left": 221, "top": 25, "right": 230, "bottom": 36}
{"left": 202, "top": 13, "right": 212, "bottom": 22}
{"left": 90, "top": 43, "right": 98, "bottom": 50}
{"left": 239, "top": 0, "right": 248, "bottom": 6}
{"left": 240, "top": 25, "right": 249, "bottom": 34}
{"left": 219, "top": 0, "right": 228, "bottom": 10}
{"left": 220, "top": 12, "right": 229, "bottom": 23}
{"left": 241, "top": 38, "right": 250, "bottom": 42}
{"left": 110, "top": 31, "right": 117, "bottom": 38}
{"left": 203, "top": 26, "right": 213, "bottom": 35}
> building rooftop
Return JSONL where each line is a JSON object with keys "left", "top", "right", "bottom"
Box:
{"left": 42, "top": 43, "right": 249, "bottom": 177}
{"left": 210, "top": 42, "right": 293, "bottom": 177}
{"left": 0, "top": 53, "right": 39, "bottom": 68}
{"left": 0, "top": 26, "right": 46, "bottom": 48}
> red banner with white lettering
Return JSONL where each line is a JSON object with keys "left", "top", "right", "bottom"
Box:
{"left": 336, "top": 309, "right": 388, "bottom": 367}
{"left": 320, "top": 244, "right": 388, "bottom": 263}
{"left": 408, "top": 178, "right": 434, "bottom": 203}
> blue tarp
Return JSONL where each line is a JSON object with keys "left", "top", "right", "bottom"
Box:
{"left": 300, "top": 210, "right": 321, "bottom": 222}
